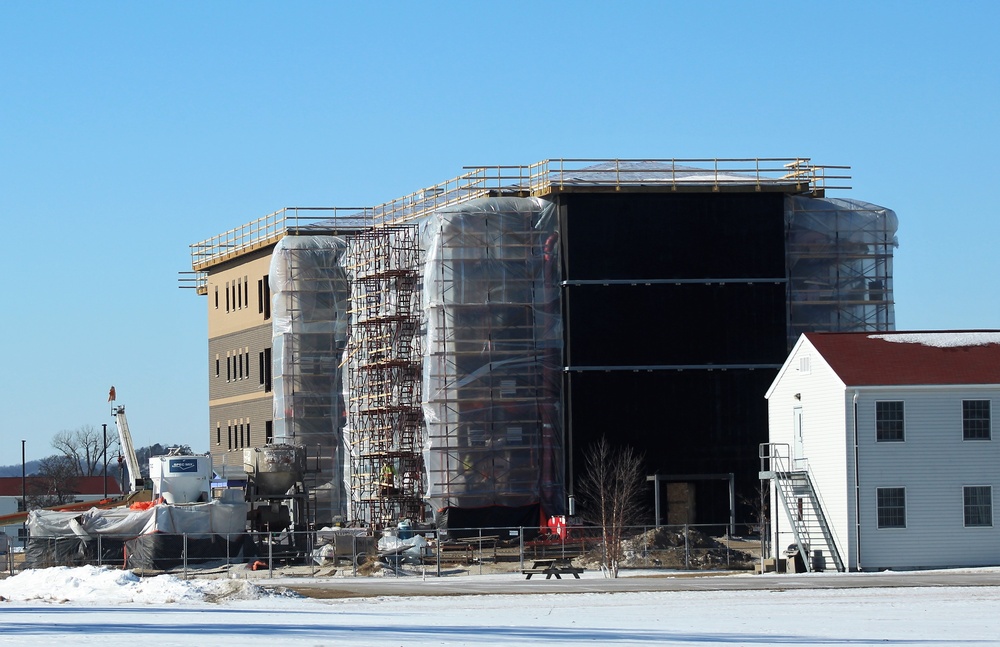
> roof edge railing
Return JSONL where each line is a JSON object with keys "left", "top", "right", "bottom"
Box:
{"left": 188, "top": 158, "right": 849, "bottom": 286}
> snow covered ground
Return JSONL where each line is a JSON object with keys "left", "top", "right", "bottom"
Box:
{"left": 2, "top": 566, "right": 1000, "bottom": 646}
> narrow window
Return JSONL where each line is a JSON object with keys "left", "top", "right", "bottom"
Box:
{"left": 226, "top": 282, "right": 230, "bottom": 312}
{"left": 238, "top": 277, "right": 243, "bottom": 309}
{"left": 876, "top": 401, "right": 904, "bottom": 442}
{"left": 965, "top": 486, "right": 993, "bottom": 527}
{"left": 238, "top": 351, "right": 243, "bottom": 380}
{"left": 264, "top": 347, "right": 272, "bottom": 392}
{"left": 215, "top": 354, "right": 220, "bottom": 378}
{"left": 963, "top": 400, "right": 991, "bottom": 440}
{"left": 244, "top": 275, "right": 249, "bottom": 308}
{"left": 247, "top": 420, "right": 252, "bottom": 447}
{"left": 245, "top": 349, "right": 250, "bottom": 379}
{"left": 214, "top": 285, "right": 219, "bottom": 309}
{"left": 227, "top": 424, "right": 233, "bottom": 449}
{"left": 259, "top": 351, "right": 265, "bottom": 386}
{"left": 216, "top": 424, "right": 221, "bottom": 445}
{"left": 263, "top": 275, "right": 271, "bottom": 320}
{"left": 258, "top": 279, "right": 264, "bottom": 315}
{"left": 265, "top": 420, "right": 273, "bottom": 444}
{"left": 877, "top": 487, "right": 906, "bottom": 528}
{"left": 226, "top": 353, "right": 231, "bottom": 381}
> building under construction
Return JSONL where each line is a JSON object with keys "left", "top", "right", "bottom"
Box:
{"left": 188, "top": 158, "right": 897, "bottom": 531}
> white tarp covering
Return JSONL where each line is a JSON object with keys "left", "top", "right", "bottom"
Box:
{"left": 28, "top": 501, "right": 248, "bottom": 539}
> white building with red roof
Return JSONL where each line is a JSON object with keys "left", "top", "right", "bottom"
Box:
{"left": 763, "top": 331, "right": 1000, "bottom": 572}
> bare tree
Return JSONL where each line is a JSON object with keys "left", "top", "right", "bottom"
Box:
{"left": 576, "top": 437, "right": 646, "bottom": 578}
{"left": 26, "top": 455, "right": 81, "bottom": 509}
{"left": 52, "top": 425, "right": 120, "bottom": 477}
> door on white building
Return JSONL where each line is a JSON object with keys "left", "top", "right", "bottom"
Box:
{"left": 793, "top": 407, "right": 806, "bottom": 469}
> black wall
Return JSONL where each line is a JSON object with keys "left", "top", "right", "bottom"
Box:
{"left": 558, "top": 192, "right": 788, "bottom": 527}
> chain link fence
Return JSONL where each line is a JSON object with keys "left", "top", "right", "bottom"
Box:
{"left": 12, "top": 523, "right": 760, "bottom": 578}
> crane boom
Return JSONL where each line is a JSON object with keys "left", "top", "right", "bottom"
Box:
{"left": 113, "top": 405, "right": 143, "bottom": 494}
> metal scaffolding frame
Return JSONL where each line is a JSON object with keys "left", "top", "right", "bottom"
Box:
{"left": 344, "top": 225, "right": 425, "bottom": 529}
{"left": 785, "top": 196, "right": 899, "bottom": 346}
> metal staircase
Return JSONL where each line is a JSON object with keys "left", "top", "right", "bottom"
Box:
{"left": 759, "top": 443, "right": 845, "bottom": 572}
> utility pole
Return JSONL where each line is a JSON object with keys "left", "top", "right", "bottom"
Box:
{"left": 21, "top": 440, "right": 26, "bottom": 543}
{"left": 102, "top": 424, "right": 108, "bottom": 499}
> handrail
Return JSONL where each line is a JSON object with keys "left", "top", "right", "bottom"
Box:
{"left": 760, "top": 442, "right": 844, "bottom": 571}
{"left": 188, "top": 158, "right": 850, "bottom": 290}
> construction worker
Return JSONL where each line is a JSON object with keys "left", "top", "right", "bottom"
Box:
{"left": 379, "top": 462, "right": 397, "bottom": 496}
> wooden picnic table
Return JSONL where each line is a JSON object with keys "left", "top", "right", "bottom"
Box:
{"left": 455, "top": 535, "right": 499, "bottom": 562}
{"left": 522, "top": 557, "right": 584, "bottom": 580}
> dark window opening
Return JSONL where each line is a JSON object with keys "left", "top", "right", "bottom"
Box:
{"left": 877, "top": 487, "right": 906, "bottom": 528}
{"left": 876, "top": 401, "right": 904, "bottom": 442}
{"left": 263, "top": 275, "right": 271, "bottom": 320}
{"left": 964, "top": 485, "right": 993, "bottom": 527}
{"left": 963, "top": 400, "right": 991, "bottom": 440}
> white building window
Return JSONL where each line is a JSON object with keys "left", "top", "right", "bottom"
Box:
{"left": 964, "top": 486, "right": 992, "bottom": 527}
{"left": 877, "top": 487, "right": 906, "bottom": 528}
{"left": 963, "top": 400, "right": 991, "bottom": 440}
{"left": 876, "top": 401, "right": 904, "bottom": 442}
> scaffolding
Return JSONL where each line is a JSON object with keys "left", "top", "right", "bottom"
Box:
{"left": 344, "top": 225, "right": 425, "bottom": 529}
{"left": 420, "top": 197, "right": 564, "bottom": 525}
{"left": 270, "top": 235, "right": 352, "bottom": 526}
{"left": 785, "top": 196, "right": 899, "bottom": 347}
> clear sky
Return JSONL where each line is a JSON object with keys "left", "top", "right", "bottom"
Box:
{"left": 2, "top": 1, "right": 998, "bottom": 463}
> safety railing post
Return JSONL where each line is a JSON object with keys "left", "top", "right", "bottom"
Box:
{"left": 684, "top": 524, "right": 690, "bottom": 570}
{"left": 183, "top": 533, "right": 188, "bottom": 580}
{"left": 518, "top": 527, "right": 524, "bottom": 571}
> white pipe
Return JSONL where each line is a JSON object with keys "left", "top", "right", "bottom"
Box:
{"left": 852, "top": 391, "right": 861, "bottom": 572}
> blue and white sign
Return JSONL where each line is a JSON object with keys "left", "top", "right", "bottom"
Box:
{"left": 169, "top": 458, "right": 199, "bottom": 473}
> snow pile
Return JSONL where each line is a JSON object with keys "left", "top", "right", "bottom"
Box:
{"left": 0, "top": 565, "right": 291, "bottom": 604}
{"left": 869, "top": 332, "right": 1000, "bottom": 347}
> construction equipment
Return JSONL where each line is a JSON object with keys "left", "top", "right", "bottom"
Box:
{"left": 149, "top": 449, "right": 211, "bottom": 504}
{"left": 111, "top": 393, "right": 144, "bottom": 494}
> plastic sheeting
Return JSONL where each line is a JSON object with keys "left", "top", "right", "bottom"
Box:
{"left": 420, "top": 197, "right": 564, "bottom": 522}
{"left": 786, "top": 196, "right": 898, "bottom": 346}
{"left": 270, "top": 235, "right": 351, "bottom": 524}
{"left": 27, "top": 501, "right": 248, "bottom": 538}
{"left": 25, "top": 502, "right": 249, "bottom": 568}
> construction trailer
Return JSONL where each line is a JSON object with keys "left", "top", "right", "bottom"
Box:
{"left": 189, "top": 159, "right": 897, "bottom": 531}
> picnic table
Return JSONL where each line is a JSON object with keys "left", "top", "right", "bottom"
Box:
{"left": 455, "top": 535, "right": 499, "bottom": 562}
{"left": 522, "top": 557, "right": 584, "bottom": 580}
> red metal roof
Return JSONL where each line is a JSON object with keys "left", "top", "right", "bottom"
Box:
{"left": 0, "top": 476, "right": 122, "bottom": 498}
{"left": 804, "top": 331, "right": 1000, "bottom": 386}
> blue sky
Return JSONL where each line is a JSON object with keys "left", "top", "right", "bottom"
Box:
{"left": 2, "top": 1, "right": 997, "bottom": 463}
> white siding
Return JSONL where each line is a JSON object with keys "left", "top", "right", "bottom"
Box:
{"left": 855, "top": 386, "right": 1000, "bottom": 570}
{"left": 766, "top": 339, "right": 851, "bottom": 565}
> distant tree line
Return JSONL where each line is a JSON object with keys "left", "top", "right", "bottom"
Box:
{"left": 0, "top": 425, "right": 193, "bottom": 509}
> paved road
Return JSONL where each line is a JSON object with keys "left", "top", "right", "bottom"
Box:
{"left": 271, "top": 569, "right": 1000, "bottom": 599}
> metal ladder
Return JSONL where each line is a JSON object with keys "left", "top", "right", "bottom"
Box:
{"left": 759, "top": 443, "right": 844, "bottom": 572}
